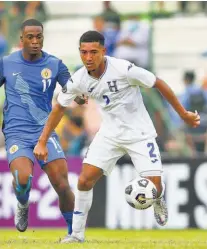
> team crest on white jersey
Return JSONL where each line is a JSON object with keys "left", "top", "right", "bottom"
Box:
{"left": 9, "top": 145, "right": 19, "bottom": 154}
{"left": 41, "top": 68, "right": 52, "bottom": 79}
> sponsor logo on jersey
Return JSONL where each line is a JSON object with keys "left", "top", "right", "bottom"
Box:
{"left": 12, "top": 72, "right": 21, "bottom": 76}
{"left": 41, "top": 68, "right": 52, "bottom": 79}
{"left": 9, "top": 145, "right": 19, "bottom": 154}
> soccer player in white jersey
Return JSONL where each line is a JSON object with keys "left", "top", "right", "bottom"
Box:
{"left": 34, "top": 31, "right": 200, "bottom": 243}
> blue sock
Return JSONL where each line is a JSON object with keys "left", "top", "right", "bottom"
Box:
{"left": 16, "top": 191, "right": 30, "bottom": 205}
{"left": 62, "top": 211, "right": 73, "bottom": 234}
{"left": 14, "top": 171, "right": 32, "bottom": 205}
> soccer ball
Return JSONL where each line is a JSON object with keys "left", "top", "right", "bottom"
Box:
{"left": 125, "top": 177, "right": 157, "bottom": 210}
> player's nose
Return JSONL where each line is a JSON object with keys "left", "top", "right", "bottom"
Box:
{"left": 32, "top": 37, "right": 38, "bottom": 44}
{"left": 85, "top": 53, "right": 93, "bottom": 61}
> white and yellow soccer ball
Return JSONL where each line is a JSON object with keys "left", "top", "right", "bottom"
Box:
{"left": 125, "top": 177, "right": 157, "bottom": 210}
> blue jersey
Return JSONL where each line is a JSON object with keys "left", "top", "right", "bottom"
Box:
{"left": 0, "top": 50, "right": 70, "bottom": 142}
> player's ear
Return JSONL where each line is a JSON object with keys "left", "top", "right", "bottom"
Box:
{"left": 103, "top": 47, "right": 106, "bottom": 54}
{"left": 20, "top": 35, "right": 23, "bottom": 42}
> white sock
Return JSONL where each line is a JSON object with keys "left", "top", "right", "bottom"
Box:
{"left": 72, "top": 189, "right": 93, "bottom": 238}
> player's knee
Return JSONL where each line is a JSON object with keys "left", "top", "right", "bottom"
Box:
{"left": 55, "top": 181, "right": 70, "bottom": 195}
{"left": 14, "top": 170, "right": 33, "bottom": 195}
{"left": 78, "top": 175, "right": 93, "bottom": 191}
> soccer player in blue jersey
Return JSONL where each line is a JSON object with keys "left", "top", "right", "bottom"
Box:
{"left": 0, "top": 19, "right": 84, "bottom": 233}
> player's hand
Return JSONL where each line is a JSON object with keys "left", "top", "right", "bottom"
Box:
{"left": 33, "top": 142, "right": 48, "bottom": 162}
{"left": 74, "top": 95, "right": 88, "bottom": 105}
{"left": 181, "top": 110, "right": 200, "bottom": 128}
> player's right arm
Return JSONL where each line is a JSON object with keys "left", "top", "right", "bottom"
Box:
{"left": 153, "top": 78, "right": 200, "bottom": 128}
{"left": 127, "top": 64, "right": 200, "bottom": 128}
{"left": 33, "top": 79, "right": 79, "bottom": 162}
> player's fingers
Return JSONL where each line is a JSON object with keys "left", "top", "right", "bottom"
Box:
{"left": 33, "top": 145, "right": 40, "bottom": 155}
{"left": 33, "top": 150, "right": 38, "bottom": 158}
{"left": 194, "top": 110, "right": 201, "bottom": 119}
{"left": 36, "top": 153, "right": 41, "bottom": 160}
{"left": 44, "top": 152, "right": 48, "bottom": 163}
{"left": 34, "top": 150, "right": 44, "bottom": 161}
{"left": 192, "top": 111, "right": 199, "bottom": 117}
{"left": 193, "top": 120, "right": 200, "bottom": 127}
{"left": 193, "top": 123, "right": 200, "bottom": 128}
{"left": 83, "top": 94, "right": 88, "bottom": 104}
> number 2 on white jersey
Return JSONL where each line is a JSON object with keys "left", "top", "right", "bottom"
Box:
{"left": 147, "top": 142, "right": 158, "bottom": 163}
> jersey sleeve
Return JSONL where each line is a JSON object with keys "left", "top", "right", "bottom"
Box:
{"left": 57, "top": 61, "right": 71, "bottom": 87}
{"left": 127, "top": 64, "right": 156, "bottom": 88}
{"left": 0, "top": 58, "right": 5, "bottom": 87}
{"left": 57, "top": 79, "right": 80, "bottom": 107}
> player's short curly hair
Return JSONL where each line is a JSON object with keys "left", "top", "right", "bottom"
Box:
{"left": 79, "top": 31, "right": 105, "bottom": 46}
{"left": 21, "top": 19, "right": 43, "bottom": 31}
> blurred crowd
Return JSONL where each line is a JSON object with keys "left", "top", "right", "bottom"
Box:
{"left": 0, "top": 1, "right": 47, "bottom": 54}
{"left": 1, "top": 1, "right": 207, "bottom": 158}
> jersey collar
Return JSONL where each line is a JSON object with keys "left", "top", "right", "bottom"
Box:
{"left": 20, "top": 50, "right": 46, "bottom": 64}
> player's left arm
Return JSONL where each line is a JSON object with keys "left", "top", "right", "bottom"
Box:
{"left": 34, "top": 102, "right": 66, "bottom": 162}
{"left": 127, "top": 64, "right": 200, "bottom": 128}
{"left": 34, "top": 79, "right": 79, "bottom": 161}
{"left": 57, "top": 61, "right": 86, "bottom": 105}
{"left": 154, "top": 77, "right": 200, "bottom": 128}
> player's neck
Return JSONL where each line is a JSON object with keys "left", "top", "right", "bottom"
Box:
{"left": 22, "top": 51, "right": 43, "bottom": 62}
{"left": 89, "top": 59, "right": 106, "bottom": 79}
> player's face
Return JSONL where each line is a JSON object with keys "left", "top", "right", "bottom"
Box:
{"left": 79, "top": 42, "right": 106, "bottom": 72}
{"left": 21, "top": 26, "right": 43, "bottom": 55}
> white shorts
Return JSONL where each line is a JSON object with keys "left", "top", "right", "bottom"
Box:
{"left": 83, "top": 132, "right": 163, "bottom": 176}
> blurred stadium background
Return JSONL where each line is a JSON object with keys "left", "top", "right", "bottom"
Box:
{"left": 1, "top": 1, "right": 207, "bottom": 248}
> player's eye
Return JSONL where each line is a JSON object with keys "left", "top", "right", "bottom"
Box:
{"left": 91, "top": 51, "right": 98, "bottom": 55}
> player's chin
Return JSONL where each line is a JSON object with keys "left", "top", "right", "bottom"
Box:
{"left": 88, "top": 68, "right": 96, "bottom": 72}
{"left": 29, "top": 52, "right": 39, "bottom": 56}
{"left": 30, "top": 48, "right": 41, "bottom": 54}
{"left": 86, "top": 65, "right": 96, "bottom": 72}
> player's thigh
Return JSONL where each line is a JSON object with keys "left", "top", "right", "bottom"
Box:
{"left": 83, "top": 132, "right": 125, "bottom": 176}
{"left": 37, "top": 135, "right": 66, "bottom": 168}
{"left": 126, "top": 138, "right": 163, "bottom": 175}
{"left": 43, "top": 158, "right": 69, "bottom": 186}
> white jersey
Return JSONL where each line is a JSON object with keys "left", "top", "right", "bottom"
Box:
{"left": 58, "top": 56, "right": 157, "bottom": 143}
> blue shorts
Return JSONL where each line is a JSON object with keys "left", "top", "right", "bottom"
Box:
{"left": 5, "top": 134, "right": 66, "bottom": 168}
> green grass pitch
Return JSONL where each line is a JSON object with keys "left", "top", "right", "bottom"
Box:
{"left": 0, "top": 229, "right": 206, "bottom": 249}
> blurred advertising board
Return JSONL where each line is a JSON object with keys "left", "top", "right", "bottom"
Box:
{"left": 0, "top": 158, "right": 82, "bottom": 227}
{"left": 90, "top": 157, "right": 207, "bottom": 229}
{"left": 1, "top": 157, "right": 207, "bottom": 229}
